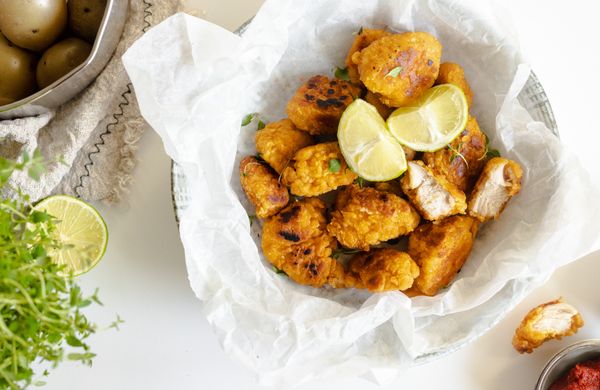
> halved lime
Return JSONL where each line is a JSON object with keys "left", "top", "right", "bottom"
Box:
{"left": 34, "top": 195, "right": 108, "bottom": 276}
{"left": 386, "top": 84, "right": 469, "bottom": 152}
{"left": 338, "top": 99, "right": 407, "bottom": 181}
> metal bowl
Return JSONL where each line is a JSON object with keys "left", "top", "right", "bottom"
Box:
{"left": 0, "top": 0, "right": 128, "bottom": 119}
{"left": 536, "top": 339, "right": 600, "bottom": 390}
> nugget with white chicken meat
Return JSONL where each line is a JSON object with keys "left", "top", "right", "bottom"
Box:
{"left": 408, "top": 215, "right": 478, "bottom": 296}
{"left": 346, "top": 248, "right": 420, "bottom": 292}
{"left": 468, "top": 157, "right": 523, "bottom": 222}
{"left": 255, "top": 119, "right": 313, "bottom": 174}
{"left": 328, "top": 185, "right": 420, "bottom": 250}
{"left": 286, "top": 75, "right": 361, "bottom": 136}
{"left": 239, "top": 156, "right": 289, "bottom": 219}
{"left": 401, "top": 161, "right": 466, "bottom": 221}
{"left": 513, "top": 298, "right": 584, "bottom": 354}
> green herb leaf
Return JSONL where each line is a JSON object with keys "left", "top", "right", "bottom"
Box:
{"left": 257, "top": 120, "right": 266, "bottom": 130}
{"left": 447, "top": 143, "right": 469, "bottom": 167}
{"left": 334, "top": 67, "right": 350, "bottom": 81}
{"left": 272, "top": 266, "right": 287, "bottom": 276}
{"left": 241, "top": 113, "right": 255, "bottom": 126}
{"left": 328, "top": 159, "right": 341, "bottom": 173}
{"left": 355, "top": 177, "right": 366, "bottom": 188}
{"left": 486, "top": 148, "right": 501, "bottom": 158}
{"left": 385, "top": 66, "right": 403, "bottom": 78}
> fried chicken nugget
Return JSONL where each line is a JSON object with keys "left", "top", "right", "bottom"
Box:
{"left": 401, "top": 161, "right": 467, "bottom": 221}
{"left": 468, "top": 157, "right": 523, "bottom": 222}
{"left": 355, "top": 32, "right": 442, "bottom": 107}
{"left": 239, "top": 156, "right": 289, "bottom": 218}
{"left": 512, "top": 298, "right": 584, "bottom": 354}
{"left": 364, "top": 90, "right": 394, "bottom": 119}
{"left": 282, "top": 142, "right": 358, "bottom": 197}
{"left": 286, "top": 75, "right": 361, "bottom": 135}
{"left": 422, "top": 116, "right": 487, "bottom": 193}
{"left": 345, "top": 28, "right": 392, "bottom": 84}
{"left": 408, "top": 215, "right": 478, "bottom": 296}
{"left": 435, "top": 62, "right": 474, "bottom": 107}
{"left": 328, "top": 185, "right": 420, "bottom": 250}
{"left": 346, "top": 248, "right": 420, "bottom": 292}
{"left": 261, "top": 198, "right": 343, "bottom": 287}
{"left": 255, "top": 119, "right": 314, "bottom": 174}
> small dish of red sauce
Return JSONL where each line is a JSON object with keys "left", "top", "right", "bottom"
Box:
{"left": 549, "top": 357, "right": 600, "bottom": 390}
{"left": 536, "top": 340, "right": 600, "bottom": 390}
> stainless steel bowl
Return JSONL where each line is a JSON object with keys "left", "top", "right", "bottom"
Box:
{"left": 0, "top": 0, "right": 128, "bottom": 119}
{"left": 536, "top": 339, "right": 600, "bottom": 389}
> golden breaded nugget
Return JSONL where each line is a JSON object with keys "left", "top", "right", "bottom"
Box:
{"left": 408, "top": 215, "right": 478, "bottom": 296}
{"left": 328, "top": 185, "right": 420, "bottom": 250}
{"left": 255, "top": 119, "right": 313, "bottom": 174}
{"left": 435, "top": 62, "right": 474, "bottom": 107}
{"left": 239, "top": 156, "right": 289, "bottom": 218}
{"left": 355, "top": 32, "right": 442, "bottom": 107}
{"left": 345, "top": 28, "right": 392, "bottom": 84}
{"left": 347, "top": 248, "right": 420, "bottom": 292}
{"left": 364, "top": 90, "right": 394, "bottom": 119}
{"left": 422, "top": 116, "right": 487, "bottom": 193}
{"left": 286, "top": 75, "right": 361, "bottom": 135}
{"left": 512, "top": 298, "right": 584, "bottom": 354}
{"left": 282, "top": 142, "right": 357, "bottom": 197}
{"left": 261, "top": 198, "right": 342, "bottom": 287}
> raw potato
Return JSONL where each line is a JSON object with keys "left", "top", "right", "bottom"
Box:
{"left": 0, "top": 33, "right": 37, "bottom": 105}
{"left": 36, "top": 37, "right": 92, "bottom": 88}
{"left": 68, "top": 0, "right": 107, "bottom": 43}
{"left": 0, "top": 0, "right": 67, "bottom": 51}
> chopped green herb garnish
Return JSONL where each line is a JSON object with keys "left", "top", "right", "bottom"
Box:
{"left": 385, "top": 66, "right": 402, "bottom": 78}
{"left": 448, "top": 143, "right": 468, "bottom": 167}
{"left": 486, "top": 149, "right": 501, "bottom": 158}
{"left": 335, "top": 66, "right": 350, "bottom": 81}
{"left": 355, "top": 176, "right": 366, "bottom": 188}
{"left": 257, "top": 120, "right": 266, "bottom": 130}
{"left": 241, "top": 113, "right": 255, "bottom": 126}
{"left": 328, "top": 158, "right": 341, "bottom": 173}
{"left": 272, "top": 266, "right": 287, "bottom": 276}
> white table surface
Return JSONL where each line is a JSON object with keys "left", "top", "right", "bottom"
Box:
{"left": 46, "top": 0, "right": 600, "bottom": 389}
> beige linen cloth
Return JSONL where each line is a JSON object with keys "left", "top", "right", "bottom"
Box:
{"left": 0, "top": 0, "right": 181, "bottom": 202}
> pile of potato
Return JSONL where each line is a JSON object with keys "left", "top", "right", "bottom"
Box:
{"left": 0, "top": 0, "right": 107, "bottom": 106}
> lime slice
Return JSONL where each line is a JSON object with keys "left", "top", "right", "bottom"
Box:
{"left": 338, "top": 99, "right": 407, "bottom": 181}
{"left": 34, "top": 195, "right": 108, "bottom": 276}
{"left": 386, "top": 84, "right": 469, "bottom": 152}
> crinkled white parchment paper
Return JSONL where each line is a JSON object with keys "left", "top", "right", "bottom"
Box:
{"left": 123, "top": 0, "right": 600, "bottom": 386}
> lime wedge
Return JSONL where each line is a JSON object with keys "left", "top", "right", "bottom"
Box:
{"left": 386, "top": 84, "right": 469, "bottom": 152}
{"left": 34, "top": 195, "right": 108, "bottom": 276}
{"left": 338, "top": 99, "right": 407, "bottom": 181}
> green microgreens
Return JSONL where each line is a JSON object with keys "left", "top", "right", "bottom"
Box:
{"left": 355, "top": 176, "right": 366, "bottom": 188}
{"left": 328, "top": 159, "right": 341, "bottom": 173}
{"left": 272, "top": 266, "right": 288, "bottom": 276}
{"left": 241, "top": 113, "right": 255, "bottom": 126}
{"left": 257, "top": 120, "right": 266, "bottom": 130}
{"left": 334, "top": 67, "right": 350, "bottom": 82}
{"left": 385, "top": 66, "right": 402, "bottom": 78}
{"left": 478, "top": 136, "right": 502, "bottom": 161}
{"left": 448, "top": 143, "right": 469, "bottom": 167}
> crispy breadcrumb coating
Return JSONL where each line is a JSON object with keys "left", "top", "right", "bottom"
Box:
{"left": 286, "top": 75, "right": 361, "bottom": 135}
{"left": 239, "top": 156, "right": 289, "bottom": 218}
{"left": 422, "top": 116, "right": 487, "bottom": 193}
{"left": 513, "top": 298, "right": 584, "bottom": 354}
{"left": 408, "top": 215, "right": 478, "bottom": 296}
{"left": 346, "top": 28, "right": 392, "bottom": 84}
{"left": 468, "top": 157, "right": 523, "bottom": 222}
{"left": 346, "top": 248, "right": 420, "bottom": 292}
{"left": 373, "top": 180, "right": 403, "bottom": 196}
{"left": 364, "top": 90, "right": 394, "bottom": 119}
{"left": 261, "top": 198, "right": 342, "bottom": 287}
{"left": 354, "top": 32, "right": 442, "bottom": 107}
{"left": 328, "top": 185, "right": 420, "bottom": 250}
{"left": 282, "top": 142, "right": 358, "bottom": 197}
{"left": 435, "top": 62, "right": 474, "bottom": 107}
{"left": 401, "top": 161, "right": 467, "bottom": 221}
{"left": 255, "top": 119, "right": 313, "bottom": 174}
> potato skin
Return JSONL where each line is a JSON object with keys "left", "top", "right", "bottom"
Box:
{"left": 36, "top": 37, "right": 92, "bottom": 88}
{"left": 347, "top": 248, "right": 420, "bottom": 292}
{"left": 255, "top": 119, "right": 313, "bottom": 174}
{"left": 345, "top": 28, "right": 391, "bottom": 84}
{"left": 355, "top": 32, "right": 442, "bottom": 107}
{"left": 239, "top": 156, "right": 289, "bottom": 219}
{"left": 328, "top": 185, "right": 420, "bottom": 251}
{"left": 282, "top": 142, "right": 357, "bottom": 197}
{"left": 286, "top": 75, "right": 361, "bottom": 135}
{"left": 435, "top": 62, "right": 473, "bottom": 108}
{"left": 68, "top": 0, "right": 107, "bottom": 43}
{"left": 0, "top": 33, "right": 37, "bottom": 104}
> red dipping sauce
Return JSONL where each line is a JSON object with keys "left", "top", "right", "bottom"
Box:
{"left": 549, "top": 357, "right": 600, "bottom": 390}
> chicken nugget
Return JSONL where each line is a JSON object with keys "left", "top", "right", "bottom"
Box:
{"left": 286, "top": 75, "right": 361, "bottom": 135}
{"left": 261, "top": 198, "right": 341, "bottom": 287}
{"left": 422, "top": 116, "right": 487, "bottom": 193}
{"left": 408, "top": 215, "right": 478, "bottom": 296}
{"left": 401, "top": 161, "right": 467, "bottom": 221}
{"left": 435, "top": 62, "right": 474, "bottom": 107}
{"left": 512, "top": 298, "right": 584, "bottom": 354}
{"left": 468, "top": 157, "right": 523, "bottom": 222}
{"left": 355, "top": 32, "right": 442, "bottom": 107}
{"left": 239, "top": 156, "right": 289, "bottom": 218}
{"left": 345, "top": 28, "right": 392, "bottom": 84}
{"left": 282, "top": 142, "right": 357, "bottom": 197}
{"left": 255, "top": 119, "right": 313, "bottom": 174}
{"left": 364, "top": 90, "right": 395, "bottom": 119}
{"left": 373, "top": 180, "right": 403, "bottom": 196}
{"left": 328, "top": 185, "right": 420, "bottom": 250}
{"left": 346, "top": 248, "right": 420, "bottom": 292}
